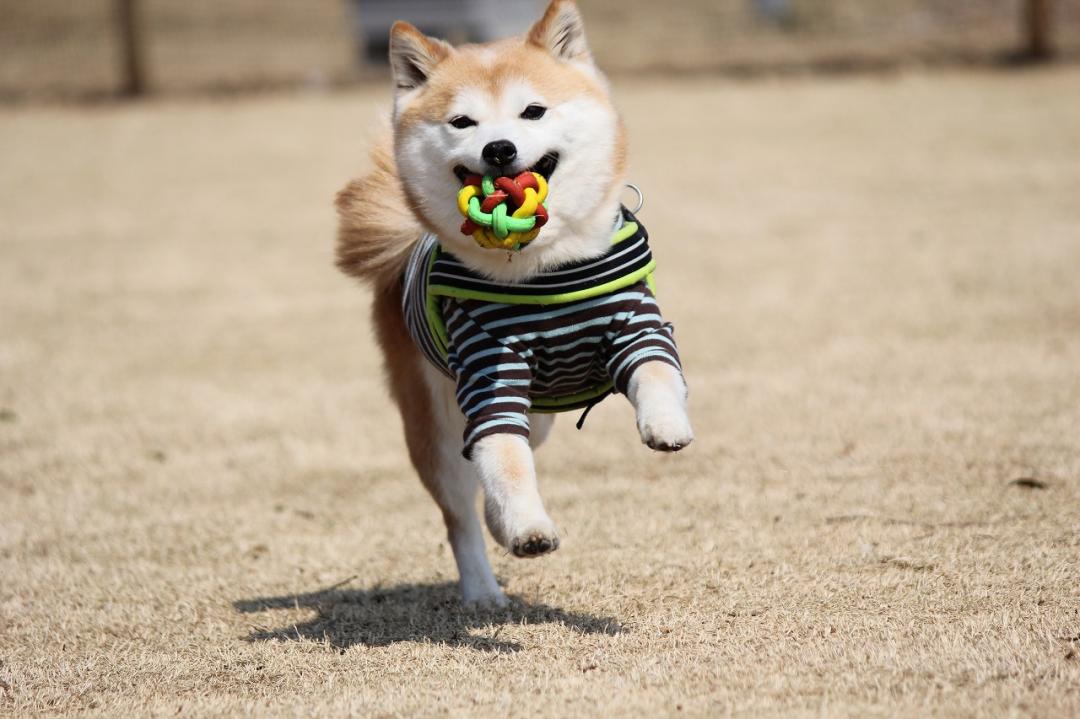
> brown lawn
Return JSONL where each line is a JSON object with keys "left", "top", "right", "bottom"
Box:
{"left": 1, "top": 67, "right": 1079, "bottom": 716}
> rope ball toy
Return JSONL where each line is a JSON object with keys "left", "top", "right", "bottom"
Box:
{"left": 456, "top": 171, "right": 549, "bottom": 251}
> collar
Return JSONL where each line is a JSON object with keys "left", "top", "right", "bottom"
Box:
{"left": 427, "top": 207, "right": 654, "bottom": 305}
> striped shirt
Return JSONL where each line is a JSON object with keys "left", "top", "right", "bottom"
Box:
{"left": 402, "top": 208, "right": 682, "bottom": 458}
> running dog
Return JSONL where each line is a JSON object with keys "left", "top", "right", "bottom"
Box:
{"left": 336, "top": 0, "right": 692, "bottom": 606}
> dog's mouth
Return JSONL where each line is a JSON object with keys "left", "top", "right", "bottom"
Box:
{"left": 453, "top": 151, "right": 560, "bottom": 184}
{"left": 530, "top": 151, "right": 560, "bottom": 180}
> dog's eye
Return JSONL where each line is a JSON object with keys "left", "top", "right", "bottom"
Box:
{"left": 520, "top": 104, "right": 547, "bottom": 121}
{"left": 448, "top": 115, "right": 477, "bottom": 129}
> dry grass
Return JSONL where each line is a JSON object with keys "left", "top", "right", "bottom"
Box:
{"left": 2, "top": 68, "right": 1080, "bottom": 716}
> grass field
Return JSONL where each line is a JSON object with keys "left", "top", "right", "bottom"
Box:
{"left": 2, "top": 68, "right": 1080, "bottom": 716}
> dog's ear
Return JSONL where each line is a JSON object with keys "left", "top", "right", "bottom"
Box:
{"left": 527, "top": 0, "right": 592, "bottom": 64}
{"left": 389, "top": 22, "right": 452, "bottom": 92}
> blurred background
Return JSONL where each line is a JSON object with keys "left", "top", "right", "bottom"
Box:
{"left": 1, "top": 0, "right": 1078, "bottom": 101}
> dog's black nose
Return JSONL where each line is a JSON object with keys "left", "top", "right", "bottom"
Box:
{"left": 482, "top": 140, "right": 517, "bottom": 168}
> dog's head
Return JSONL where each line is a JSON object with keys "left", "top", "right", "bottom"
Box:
{"left": 389, "top": 0, "right": 626, "bottom": 271}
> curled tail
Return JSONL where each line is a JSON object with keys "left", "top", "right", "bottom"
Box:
{"left": 335, "top": 140, "right": 422, "bottom": 289}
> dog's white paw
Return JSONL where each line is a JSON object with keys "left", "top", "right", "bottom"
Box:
{"left": 462, "top": 584, "right": 509, "bottom": 608}
{"left": 459, "top": 567, "right": 508, "bottom": 608}
{"left": 638, "top": 407, "right": 694, "bottom": 452}
{"left": 485, "top": 498, "right": 560, "bottom": 559}
{"left": 627, "top": 361, "right": 693, "bottom": 452}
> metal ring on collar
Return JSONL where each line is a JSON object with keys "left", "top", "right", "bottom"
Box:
{"left": 625, "top": 183, "right": 645, "bottom": 214}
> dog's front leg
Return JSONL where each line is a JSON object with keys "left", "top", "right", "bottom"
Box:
{"left": 471, "top": 433, "right": 559, "bottom": 558}
{"left": 627, "top": 360, "right": 694, "bottom": 451}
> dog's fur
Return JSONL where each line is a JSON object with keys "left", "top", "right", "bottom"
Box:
{"left": 336, "top": 0, "right": 692, "bottom": 606}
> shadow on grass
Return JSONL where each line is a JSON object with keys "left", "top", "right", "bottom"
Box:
{"left": 234, "top": 580, "right": 623, "bottom": 653}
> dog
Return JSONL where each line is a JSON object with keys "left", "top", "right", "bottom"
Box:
{"left": 335, "top": 0, "right": 692, "bottom": 607}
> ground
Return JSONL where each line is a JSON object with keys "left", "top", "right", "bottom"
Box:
{"left": 1, "top": 68, "right": 1079, "bottom": 717}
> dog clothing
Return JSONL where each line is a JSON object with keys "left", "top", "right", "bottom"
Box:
{"left": 402, "top": 208, "right": 682, "bottom": 458}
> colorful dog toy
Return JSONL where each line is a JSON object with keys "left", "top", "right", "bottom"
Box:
{"left": 456, "top": 171, "right": 549, "bottom": 251}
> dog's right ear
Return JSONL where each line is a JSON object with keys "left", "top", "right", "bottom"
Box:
{"left": 389, "top": 22, "right": 452, "bottom": 92}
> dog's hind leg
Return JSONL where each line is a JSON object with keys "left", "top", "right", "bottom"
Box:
{"left": 418, "top": 366, "right": 507, "bottom": 606}
{"left": 373, "top": 287, "right": 505, "bottom": 607}
{"left": 427, "top": 449, "right": 507, "bottom": 606}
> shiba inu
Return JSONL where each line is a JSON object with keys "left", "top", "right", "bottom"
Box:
{"left": 336, "top": 0, "right": 692, "bottom": 606}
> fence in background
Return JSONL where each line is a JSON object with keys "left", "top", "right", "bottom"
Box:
{"left": 1, "top": 0, "right": 1077, "bottom": 101}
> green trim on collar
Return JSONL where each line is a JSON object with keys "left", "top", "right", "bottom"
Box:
{"left": 422, "top": 216, "right": 656, "bottom": 380}
{"left": 610, "top": 220, "right": 639, "bottom": 245}
{"left": 427, "top": 221, "right": 650, "bottom": 305}
{"left": 428, "top": 259, "right": 656, "bottom": 306}
{"left": 423, "top": 248, "right": 450, "bottom": 355}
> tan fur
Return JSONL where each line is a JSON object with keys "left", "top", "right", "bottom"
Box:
{"left": 396, "top": 41, "right": 608, "bottom": 132}
{"left": 389, "top": 22, "right": 453, "bottom": 91}
{"left": 335, "top": 133, "right": 447, "bottom": 503}
{"left": 335, "top": 138, "right": 443, "bottom": 498}
{"left": 527, "top": 0, "right": 591, "bottom": 61}
{"left": 334, "top": 139, "right": 422, "bottom": 288}
{"left": 490, "top": 440, "right": 532, "bottom": 488}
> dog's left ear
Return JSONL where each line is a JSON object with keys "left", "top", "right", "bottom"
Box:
{"left": 527, "top": 0, "right": 593, "bottom": 64}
